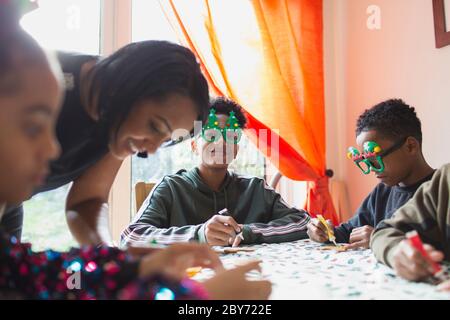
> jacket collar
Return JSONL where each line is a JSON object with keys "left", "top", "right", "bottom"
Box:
{"left": 187, "top": 167, "right": 234, "bottom": 194}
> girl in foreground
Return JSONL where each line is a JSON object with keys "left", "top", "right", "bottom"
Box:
{"left": 0, "top": 3, "right": 271, "bottom": 300}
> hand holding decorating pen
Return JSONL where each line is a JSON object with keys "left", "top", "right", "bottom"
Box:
{"left": 406, "top": 230, "right": 446, "bottom": 281}
{"left": 218, "top": 208, "right": 244, "bottom": 245}
{"left": 317, "top": 214, "right": 338, "bottom": 246}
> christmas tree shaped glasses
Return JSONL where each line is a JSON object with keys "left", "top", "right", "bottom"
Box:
{"left": 202, "top": 108, "right": 242, "bottom": 144}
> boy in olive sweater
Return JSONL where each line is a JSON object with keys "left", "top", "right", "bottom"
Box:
{"left": 371, "top": 163, "right": 450, "bottom": 291}
{"left": 121, "top": 98, "right": 310, "bottom": 248}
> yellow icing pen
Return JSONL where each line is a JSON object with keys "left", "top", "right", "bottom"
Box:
{"left": 317, "top": 214, "right": 338, "bottom": 246}
{"left": 186, "top": 267, "right": 203, "bottom": 277}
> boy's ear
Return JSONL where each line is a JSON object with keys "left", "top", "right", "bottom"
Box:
{"left": 405, "top": 136, "right": 420, "bottom": 154}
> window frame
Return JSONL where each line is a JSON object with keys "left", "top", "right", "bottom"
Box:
{"left": 101, "top": 0, "right": 133, "bottom": 243}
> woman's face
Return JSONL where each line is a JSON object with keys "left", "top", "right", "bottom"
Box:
{"left": 0, "top": 64, "right": 62, "bottom": 204}
{"left": 109, "top": 94, "right": 199, "bottom": 160}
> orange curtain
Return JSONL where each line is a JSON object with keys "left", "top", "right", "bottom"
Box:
{"left": 161, "top": 0, "right": 338, "bottom": 224}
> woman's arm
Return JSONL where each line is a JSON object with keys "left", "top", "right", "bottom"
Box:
{"left": 65, "top": 152, "right": 123, "bottom": 246}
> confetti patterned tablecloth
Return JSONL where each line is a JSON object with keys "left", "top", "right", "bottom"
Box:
{"left": 193, "top": 239, "right": 450, "bottom": 300}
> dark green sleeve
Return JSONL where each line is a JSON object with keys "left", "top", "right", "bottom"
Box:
{"left": 120, "top": 179, "right": 202, "bottom": 247}
{"left": 242, "top": 181, "right": 311, "bottom": 244}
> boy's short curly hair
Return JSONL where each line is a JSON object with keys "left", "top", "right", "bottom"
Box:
{"left": 210, "top": 97, "right": 248, "bottom": 129}
{"left": 356, "top": 99, "right": 422, "bottom": 144}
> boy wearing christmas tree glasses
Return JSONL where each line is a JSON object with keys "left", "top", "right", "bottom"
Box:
{"left": 307, "top": 99, "right": 435, "bottom": 250}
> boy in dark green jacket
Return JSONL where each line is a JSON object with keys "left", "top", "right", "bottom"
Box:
{"left": 121, "top": 98, "right": 310, "bottom": 247}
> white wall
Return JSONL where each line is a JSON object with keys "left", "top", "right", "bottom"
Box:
{"left": 324, "top": 0, "right": 450, "bottom": 218}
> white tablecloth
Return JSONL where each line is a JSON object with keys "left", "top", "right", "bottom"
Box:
{"left": 193, "top": 239, "right": 450, "bottom": 300}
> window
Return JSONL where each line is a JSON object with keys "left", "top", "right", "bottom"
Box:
{"left": 130, "top": 0, "right": 266, "bottom": 214}
{"left": 21, "top": 0, "right": 101, "bottom": 55}
{"left": 20, "top": 0, "right": 102, "bottom": 251}
{"left": 22, "top": 185, "right": 73, "bottom": 251}
{"left": 132, "top": 0, "right": 179, "bottom": 43}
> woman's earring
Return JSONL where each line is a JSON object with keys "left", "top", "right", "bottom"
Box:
{"left": 191, "top": 141, "right": 198, "bottom": 155}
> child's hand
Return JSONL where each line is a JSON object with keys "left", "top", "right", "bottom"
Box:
{"left": 346, "top": 225, "right": 374, "bottom": 249}
{"left": 231, "top": 224, "right": 245, "bottom": 247}
{"left": 392, "top": 239, "right": 444, "bottom": 281}
{"left": 202, "top": 260, "right": 272, "bottom": 300}
{"left": 306, "top": 218, "right": 332, "bottom": 243}
{"left": 138, "top": 243, "right": 223, "bottom": 280}
{"left": 204, "top": 215, "right": 241, "bottom": 246}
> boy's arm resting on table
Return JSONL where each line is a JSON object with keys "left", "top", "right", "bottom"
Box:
{"left": 370, "top": 168, "right": 445, "bottom": 268}
{"left": 120, "top": 179, "right": 202, "bottom": 247}
{"left": 65, "top": 152, "right": 123, "bottom": 246}
{"left": 333, "top": 193, "right": 375, "bottom": 243}
{"left": 0, "top": 229, "right": 206, "bottom": 299}
{"left": 240, "top": 182, "right": 311, "bottom": 244}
